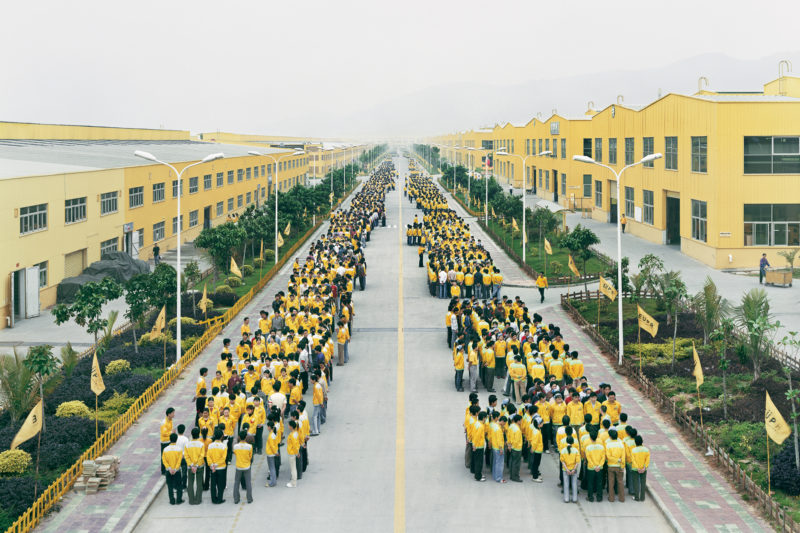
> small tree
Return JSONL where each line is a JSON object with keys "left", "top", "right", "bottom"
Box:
{"left": 778, "top": 332, "right": 800, "bottom": 471}
{"left": 735, "top": 288, "right": 777, "bottom": 382}
{"left": 710, "top": 317, "right": 735, "bottom": 420}
{"left": 23, "top": 345, "right": 59, "bottom": 427}
{"left": 560, "top": 224, "right": 600, "bottom": 291}
{"left": 53, "top": 277, "right": 123, "bottom": 345}
{"left": 660, "top": 271, "right": 687, "bottom": 371}
{"left": 609, "top": 257, "right": 632, "bottom": 294}
{"left": 147, "top": 263, "right": 178, "bottom": 315}
{"left": 183, "top": 260, "right": 202, "bottom": 318}
{"left": 637, "top": 253, "right": 665, "bottom": 297}
{"left": 692, "top": 276, "right": 731, "bottom": 344}
{"left": 194, "top": 222, "right": 247, "bottom": 276}
{"left": 778, "top": 248, "right": 799, "bottom": 274}
{"left": 124, "top": 274, "right": 151, "bottom": 353}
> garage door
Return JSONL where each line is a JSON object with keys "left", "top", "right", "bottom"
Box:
{"left": 64, "top": 249, "right": 86, "bottom": 278}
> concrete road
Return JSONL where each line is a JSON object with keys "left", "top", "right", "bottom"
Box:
{"left": 134, "top": 157, "right": 671, "bottom": 533}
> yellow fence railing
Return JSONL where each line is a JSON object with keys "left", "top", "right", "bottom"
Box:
{"left": 4, "top": 197, "right": 347, "bottom": 533}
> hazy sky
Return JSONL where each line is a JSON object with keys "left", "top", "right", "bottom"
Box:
{"left": 2, "top": 0, "right": 799, "bottom": 138}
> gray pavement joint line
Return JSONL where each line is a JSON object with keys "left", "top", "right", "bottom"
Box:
{"left": 394, "top": 164, "right": 406, "bottom": 533}
{"left": 553, "top": 306, "right": 765, "bottom": 531}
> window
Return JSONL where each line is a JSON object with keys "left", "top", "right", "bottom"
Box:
{"left": 216, "top": 201, "right": 224, "bottom": 216}
{"left": 65, "top": 197, "right": 87, "bottom": 224}
{"left": 545, "top": 170, "right": 549, "bottom": 190}
{"left": 261, "top": 165, "right": 265, "bottom": 176}
{"left": 254, "top": 166, "right": 259, "bottom": 178}
{"left": 153, "top": 182, "right": 165, "bottom": 203}
{"left": 595, "top": 138, "right": 603, "bottom": 163}
{"left": 172, "top": 215, "right": 183, "bottom": 235}
{"left": 216, "top": 172, "right": 224, "bottom": 187}
{"left": 21, "top": 203, "right": 48, "bottom": 235}
{"left": 545, "top": 139, "right": 550, "bottom": 154}
{"left": 227, "top": 198, "right": 234, "bottom": 212}
{"left": 625, "top": 137, "right": 635, "bottom": 165}
{"left": 237, "top": 169, "right": 244, "bottom": 182}
{"left": 189, "top": 210, "right": 198, "bottom": 227}
{"left": 744, "top": 136, "right": 800, "bottom": 174}
{"left": 583, "top": 138, "right": 592, "bottom": 158}
{"left": 246, "top": 192, "right": 252, "bottom": 204}
{"left": 691, "top": 200, "right": 707, "bottom": 242}
{"left": 594, "top": 180, "right": 602, "bottom": 207}
{"left": 583, "top": 175, "right": 592, "bottom": 197}
{"left": 129, "top": 186, "right": 144, "bottom": 208}
{"left": 204, "top": 174, "right": 212, "bottom": 190}
{"left": 744, "top": 204, "right": 800, "bottom": 246}
{"left": 172, "top": 180, "right": 182, "bottom": 198}
{"left": 608, "top": 138, "right": 617, "bottom": 165}
{"left": 189, "top": 176, "right": 199, "bottom": 194}
{"left": 227, "top": 170, "right": 234, "bottom": 184}
{"left": 561, "top": 173, "right": 566, "bottom": 196}
{"left": 538, "top": 169, "right": 543, "bottom": 188}
{"left": 137, "top": 228, "right": 144, "bottom": 248}
{"left": 691, "top": 136, "right": 708, "bottom": 172}
{"left": 552, "top": 139, "right": 558, "bottom": 158}
{"left": 561, "top": 138, "right": 566, "bottom": 159}
{"left": 36, "top": 261, "right": 48, "bottom": 288}
{"left": 643, "top": 190, "right": 654, "bottom": 225}
{"left": 538, "top": 139, "right": 542, "bottom": 154}
{"left": 665, "top": 137, "right": 678, "bottom": 170}
{"left": 100, "top": 237, "right": 118, "bottom": 256}
{"left": 237, "top": 195, "right": 243, "bottom": 207}
{"left": 246, "top": 168, "right": 252, "bottom": 180}
{"left": 643, "top": 137, "right": 654, "bottom": 167}
{"left": 625, "top": 186, "right": 634, "bottom": 217}
{"left": 526, "top": 139, "right": 530, "bottom": 155}
{"left": 100, "top": 191, "right": 118, "bottom": 215}
{"left": 153, "top": 221, "right": 165, "bottom": 242}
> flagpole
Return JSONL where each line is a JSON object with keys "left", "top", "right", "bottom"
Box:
{"left": 697, "top": 385, "right": 704, "bottom": 435}
{"left": 34, "top": 430, "right": 41, "bottom": 499}
{"left": 95, "top": 395, "right": 98, "bottom": 440}
{"left": 638, "top": 326, "right": 642, "bottom": 376}
{"left": 163, "top": 334, "right": 167, "bottom": 371}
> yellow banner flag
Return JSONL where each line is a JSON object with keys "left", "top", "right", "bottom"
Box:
{"left": 230, "top": 257, "right": 242, "bottom": 278}
{"left": 598, "top": 276, "right": 618, "bottom": 301}
{"left": 692, "top": 342, "right": 704, "bottom": 388}
{"left": 544, "top": 238, "right": 553, "bottom": 255}
{"left": 277, "top": 232, "right": 285, "bottom": 248}
{"left": 11, "top": 400, "right": 43, "bottom": 450}
{"left": 259, "top": 240, "right": 264, "bottom": 260}
{"left": 284, "top": 221, "right": 291, "bottom": 235}
{"left": 91, "top": 351, "right": 105, "bottom": 395}
{"left": 491, "top": 206, "right": 496, "bottom": 218}
{"left": 765, "top": 391, "right": 791, "bottom": 445}
{"left": 150, "top": 306, "right": 166, "bottom": 336}
{"left": 637, "top": 305, "right": 659, "bottom": 337}
{"left": 511, "top": 218, "right": 519, "bottom": 232}
{"left": 198, "top": 283, "right": 212, "bottom": 314}
{"left": 329, "top": 192, "right": 334, "bottom": 202}
{"left": 568, "top": 254, "right": 581, "bottom": 277}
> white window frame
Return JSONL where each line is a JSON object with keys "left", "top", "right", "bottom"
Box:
{"left": 100, "top": 191, "right": 118, "bottom": 215}
{"left": 65, "top": 197, "right": 87, "bottom": 224}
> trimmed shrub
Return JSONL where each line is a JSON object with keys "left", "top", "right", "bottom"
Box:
{"left": 0, "top": 450, "right": 32, "bottom": 475}
{"left": 105, "top": 359, "right": 131, "bottom": 375}
{"left": 138, "top": 332, "right": 174, "bottom": 347}
{"left": 102, "top": 392, "right": 136, "bottom": 414}
{"left": 0, "top": 476, "right": 38, "bottom": 519}
{"left": 264, "top": 249, "right": 275, "bottom": 261}
{"left": 181, "top": 336, "right": 199, "bottom": 353}
{"left": 214, "top": 284, "right": 234, "bottom": 295}
{"left": 168, "top": 316, "right": 196, "bottom": 328}
{"left": 253, "top": 258, "right": 264, "bottom": 269}
{"left": 211, "top": 291, "right": 237, "bottom": 307}
{"left": 227, "top": 276, "right": 242, "bottom": 288}
{"left": 55, "top": 400, "right": 91, "bottom": 418}
{"left": 771, "top": 437, "right": 800, "bottom": 495}
{"left": 242, "top": 264, "right": 254, "bottom": 277}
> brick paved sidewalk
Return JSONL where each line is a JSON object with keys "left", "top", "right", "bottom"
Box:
{"left": 35, "top": 185, "right": 371, "bottom": 533}
{"left": 546, "top": 304, "right": 771, "bottom": 532}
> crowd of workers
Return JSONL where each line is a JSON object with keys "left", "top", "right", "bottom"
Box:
{"left": 159, "top": 159, "right": 396, "bottom": 505}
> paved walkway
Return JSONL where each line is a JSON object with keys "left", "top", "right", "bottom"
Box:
{"left": 34, "top": 181, "right": 369, "bottom": 533}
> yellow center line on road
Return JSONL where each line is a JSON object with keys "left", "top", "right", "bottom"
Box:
{"left": 394, "top": 167, "right": 406, "bottom": 533}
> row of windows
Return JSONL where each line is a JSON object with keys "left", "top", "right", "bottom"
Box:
{"left": 583, "top": 136, "right": 708, "bottom": 172}
{"left": 744, "top": 204, "right": 800, "bottom": 246}
{"left": 744, "top": 136, "right": 800, "bottom": 174}
{"left": 525, "top": 138, "right": 566, "bottom": 159}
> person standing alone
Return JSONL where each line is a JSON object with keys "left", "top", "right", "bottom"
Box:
{"left": 535, "top": 273, "right": 548, "bottom": 303}
{"left": 759, "top": 253, "right": 770, "bottom": 284}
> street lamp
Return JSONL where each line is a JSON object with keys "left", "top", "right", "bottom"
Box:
{"left": 134, "top": 150, "right": 224, "bottom": 363}
{"left": 495, "top": 150, "right": 551, "bottom": 262}
{"left": 248, "top": 149, "right": 306, "bottom": 266}
{"left": 572, "top": 151, "right": 663, "bottom": 365}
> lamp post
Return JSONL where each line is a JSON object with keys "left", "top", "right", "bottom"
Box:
{"left": 572, "top": 152, "right": 663, "bottom": 365}
{"left": 495, "top": 150, "right": 551, "bottom": 264}
{"left": 134, "top": 150, "right": 224, "bottom": 363}
{"left": 248, "top": 150, "right": 306, "bottom": 266}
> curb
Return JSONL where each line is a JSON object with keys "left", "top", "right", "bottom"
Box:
{"left": 121, "top": 477, "right": 165, "bottom": 533}
{"left": 647, "top": 482, "right": 685, "bottom": 533}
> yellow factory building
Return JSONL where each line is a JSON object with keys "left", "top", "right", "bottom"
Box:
{"left": 431, "top": 71, "right": 800, "bottom": 269}
{"left": 0, "top": 121, "right": 335, "bottom": 330}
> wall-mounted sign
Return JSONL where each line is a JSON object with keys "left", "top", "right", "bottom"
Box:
{"left": 123, "top": 222, "right": 134, "bottom": 233}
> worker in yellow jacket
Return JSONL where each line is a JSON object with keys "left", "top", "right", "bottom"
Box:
{"left": 605, "top": 429, "right": 626, "bottom": 502}
{"left": 162, "top": 433, "right": 184, "bottom": 505}
{"left": 583, "top": 432, "right": 606, "bottom": 502}
{"left": 630, "top": 435, "right": 651, "bottom": 502}
{"left": 184, "top": 428, "right": 206, "bottom": 505}
{"left": 560, "top": 436, "right": 581, "bottom": 503}
{"left": 232, "top": 430, "right": 253, "bottom": 504}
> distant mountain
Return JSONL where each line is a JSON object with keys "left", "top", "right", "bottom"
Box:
{"left": 315, "top": 51, "right": 800, "bottom": 139}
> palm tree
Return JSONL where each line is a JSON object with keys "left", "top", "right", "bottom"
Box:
{"left": 735, "top": 288, "right": 777, "bottom": 382}
{"left": 692, "top": 277, "right": 731, "bottom": 344}
{"left": 0, "top": 350, "right": 38, "bottom": 425}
